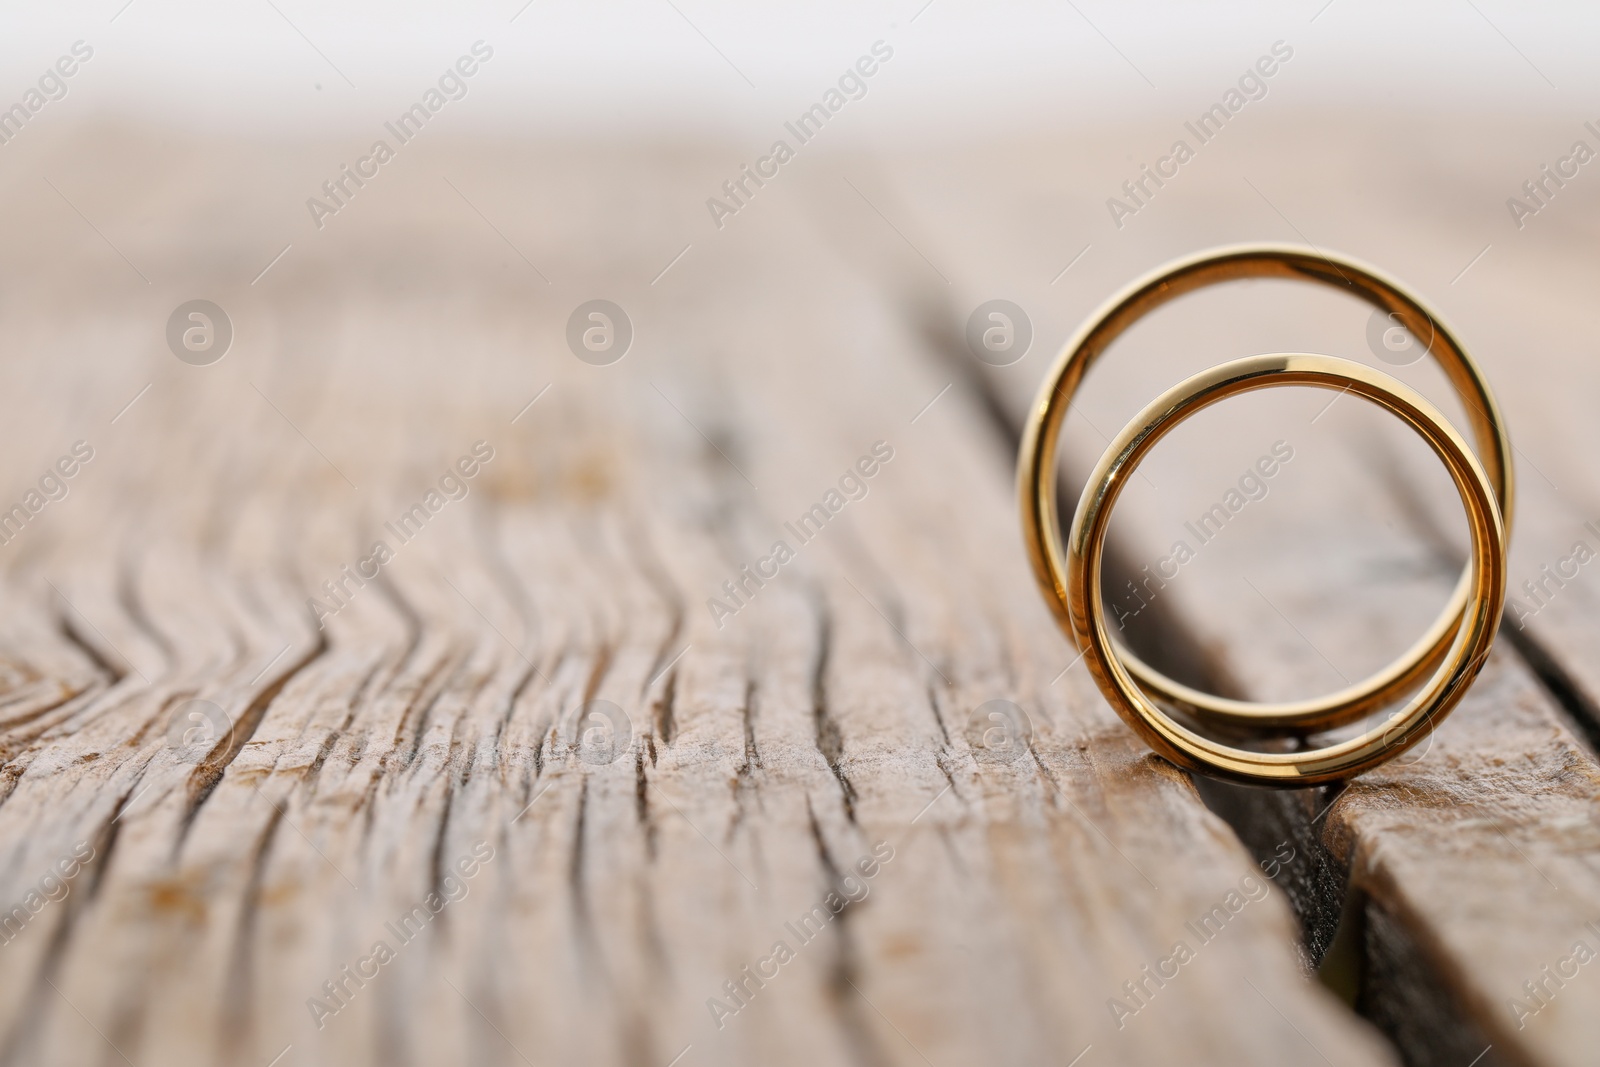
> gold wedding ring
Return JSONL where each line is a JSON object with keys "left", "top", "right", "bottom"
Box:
{"left": 1020, "top": 244, "right": 1513, "bottom": 734}
{"left": 1018, "top": 246, "right": 1512, "bottom": 784}
{"left": 1062, "top": 355, "right": 1504, "bottom": 786}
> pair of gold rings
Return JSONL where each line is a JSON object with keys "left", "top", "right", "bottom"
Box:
{"left": 1020, "top": 245, "right": 1510, "bottom": 786}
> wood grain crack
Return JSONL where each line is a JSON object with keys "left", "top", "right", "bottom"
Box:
{"left": 181, "top": 634, "right": 326, "bottom": 843}
{"left": 805, "top": 800, "right": 890, "bottom": 1067}
{"left": 52, "top": 608, "right": 123, "bottom": 688}
{"left": 810, "top": 597, "right": 856, "bottom": 824}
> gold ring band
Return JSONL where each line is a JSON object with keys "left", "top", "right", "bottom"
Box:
{"left": 1019, "top": 243, "right": 1513, "bottom": 732}
{"left": 1064, "top": 354, "right": 1505, "bottom": 786}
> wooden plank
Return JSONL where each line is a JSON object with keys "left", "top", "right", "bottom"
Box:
{"left": 873, "top": 115, "right": 1600, "bottom": 1067}
{"left": 0, "top": 128, "right": 1394, "bottom": 1066}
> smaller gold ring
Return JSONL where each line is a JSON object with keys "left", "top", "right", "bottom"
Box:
{"left": 1066, "top": 354, "right": 1505, "bottom": 786}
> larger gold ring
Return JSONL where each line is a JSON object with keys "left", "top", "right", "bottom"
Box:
{"left": 1066, "top": 354, "right": 1505, "bottom": 786}
{"left": 1019, "top": 244, "right": 1513, "bottom": 732}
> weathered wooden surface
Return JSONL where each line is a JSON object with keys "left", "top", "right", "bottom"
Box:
{"left": 0, "top": 111, "right": 1594, "bottom": 1067}
{"left": 872, "top": 115, "right": 1600, "bottom": 1067}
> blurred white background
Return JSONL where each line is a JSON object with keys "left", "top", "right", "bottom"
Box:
{"left": 0, "top": 0, "right": 1593, "bottom": 140}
